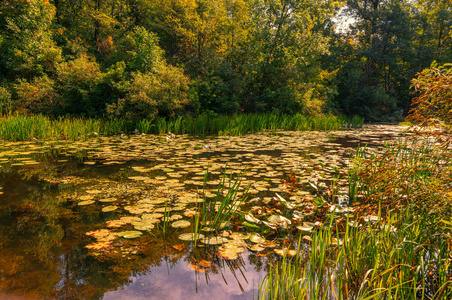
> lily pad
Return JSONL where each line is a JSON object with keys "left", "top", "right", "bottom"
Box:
{"left": 171, "top": 220, "right": 191, "bottom": 228}
{"left": 99, "top": 198, "right": 117, "bottom": 203}
{"left": 249, "top": 233, "right": 266, "bottom": 244}
{"left": 117, "top": 230, "right": 143, "bottom": 239}
{"left": 78, "top": 200, "right": 95, "bottom": 206}
{"left": 274, "top": 248, "right": 297, "bottom": 258}
{"left": 102, "top": 205, "right": 118, "bottom": 212}
{"left": 178, "top": 233, "right": 205, "bottom": 241}
{"left": 201, "top": 236, "right": 229, "bottom": 245}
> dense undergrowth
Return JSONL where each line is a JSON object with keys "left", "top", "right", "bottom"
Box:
{"left": 0, "top": 113, "right": 364, "bottom": 141}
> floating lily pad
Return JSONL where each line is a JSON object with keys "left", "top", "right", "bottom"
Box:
{"left": 117, "top": 230, "right": 143, "bottom": 239}
{"left": 248, "top": 244, "right": 265, "bottom": 252}
{"left": 178, "top": 233, "right": 205, "bottom": 241}
{"left": 78, "top": 200, "right": 95, "bottom": 206}
{"left": 102, "top": 205, "right": 118, "bottom": 212}
{"left": 274, "top": 248, "right": 297, "bottom": 258}
{"left": 99, "top": 198, "right": 117, "bottom": 203}
{"left": 171, "top": 220, "right": 191, "bottom": 228}
{"left": 249, "top": 233, "right": 266, "bottom": 244}
{"left": 201, "top": 236, "right": 229, "bottom": 245}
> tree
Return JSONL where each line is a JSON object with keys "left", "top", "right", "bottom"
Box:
{"left": 236, "top": 0, "right": 341, "bottom": 113}
{"left": 0, "top": 0, "right": 62, "bottom": 80}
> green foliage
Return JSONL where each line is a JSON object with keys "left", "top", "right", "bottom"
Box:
{"left": 55, "top": 55, "right": 102, "bottom": 115}
{"left": 0, "top": 86, "right": 12, "bottom": 114}
{"left": 122, "top": 26, "right": 164, "bottom": 73}
{"left": 107, "top": 65, "right": 192, "bottom": 120}
{"left": 0, "top": 0, "right": 62, "bottom": 78}
{"left": 13, "top": 76, "right": 57, "bottom": 115}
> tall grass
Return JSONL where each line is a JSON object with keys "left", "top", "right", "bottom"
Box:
{"left": 259, "top": 211, "right": 452, "bottom": 299}
{"left": 259, "top": 137, "right": 452, "bottom": 299}
{"left": 0, "top": 113, "right": 364, "bottom": 141}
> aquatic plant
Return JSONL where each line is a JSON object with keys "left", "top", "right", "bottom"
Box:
{"left": 0, "top": 112, "right": 364, "bottom": 141}
{"left": 259, "top": 210, "right": 452, "bottom": 299}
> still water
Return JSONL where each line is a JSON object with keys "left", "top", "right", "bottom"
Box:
{"left": 0, "top": 125, "right": 405, "bottom": 299}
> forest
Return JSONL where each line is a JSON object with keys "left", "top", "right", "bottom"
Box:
{"left": 0, "top": 0, "right": 451, "bottom": 122}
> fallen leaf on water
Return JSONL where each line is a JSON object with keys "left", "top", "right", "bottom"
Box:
{"left": 198, "top": 260, "right": 212, "bottom": 268}
{"left": 85, "top": 241, "right": 112, "bottom": 250}
{"left": 173, "top": 244, "right": 186, "bottom": 251}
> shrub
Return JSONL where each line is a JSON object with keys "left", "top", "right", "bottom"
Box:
{"left": 407, "top": 62, "right": 452, "bottom": 132}
{"left": 55, "top": 55, "right": 102, "bottom": 115}
{"left": 0, "top": 86, "right": 12, "bottom": 114}
{"left": 107, "top": 64, "right": 192, "bottom": 120}
{"left": 13, "top": 76, "right": 57, "bottom": 114}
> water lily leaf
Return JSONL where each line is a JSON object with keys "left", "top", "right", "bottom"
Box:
{"left": 128, "top": 176, "right": 150, "bottom": 181}
{"left": 169, "top": 214, "right": 183, "bottom": 221}
{"left": 86, "top": 189, "right": 102, "bottom": 194}
{"left": 274, "top": 248, "right": 297, "bottom": 258}
{"left": 249, "top": 233, "right": 266, "bottom": 244}
{"left": 80, "top": 195, "right": 94, "bottom": 201}
{"left": 106, "top": 219, "right": 127, "bottom": 228}
{"left": 134, "top": 223, "right": 155, "bottom": 231}
{"left": 183, "top": 209, "right": 198, "bottom": 218}
{"left": 117, "top": 230, "right": 143, "bottom": 239}
{"left": 178, "top": 233, "right": 205, "bottom": 241}
{"left": 245, "top": 214, "right": 262, "bottom": 224}
{"left": 248, "top": 244, "right": 265, "bottom": 252}
{"left": 171, "top": 220, "right": 191, "bottom": 228}
{"left": 99, "top": 198, "right": 117, "bottom": 203}
{"left": 120, "top": 216, "right": 141, "bottom": 223}
{"left": 201, "top": 236, "right": 229, "bottom": 245}
{"left": 102, "top": 205, "right": 118, "bottom": 212}
{"left": 262, "top": 221, "right": 278, "bottom": 230}
{"left": 86, "top": 229, "right": 117, "bottom": 241}
{"left": 267, "top": 215, "right": 291, "bottom": 226}
{"left": 78, "top": 200, "right": 95, "bottom": 206}
{"left": 296, "top": 222, "right": 315, "bottom": 233}
{"left": 218, "top": 247, "right": 239, "bottom": 260}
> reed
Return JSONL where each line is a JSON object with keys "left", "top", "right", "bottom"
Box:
{"left": 0, "top": 113, "right": 364, "bottom": 141}
{"left": 259, "top": 137, "right": 452, "bottom": 300}
{"left": 258, "top": 210, "right": 452, "bottom": 299}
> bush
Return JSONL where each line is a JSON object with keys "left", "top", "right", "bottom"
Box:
{"left": 107, "top": 64, "right": 192, "bottom": 120}
{"left": 407, "top": 62, "right": 452, "bottom": 131}
{"left": 13, "top": 76, "right": 57, "bottom": 114}
{"left": 0, "top": 86, "right": 12, "bottom": 114}
{"left": 55, "top": 55, "right": 102, "bottom": 115}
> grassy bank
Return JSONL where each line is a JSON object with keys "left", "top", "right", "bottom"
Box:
{"left": 258, "top": 139, "right": 452, "bottom": 299}
{"left": 0, "top": 113, "right": 364, "bottom": 141}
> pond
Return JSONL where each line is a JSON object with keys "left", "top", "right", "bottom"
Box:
{"left": 0, "top": 125, "right": 407, "bottom": 299}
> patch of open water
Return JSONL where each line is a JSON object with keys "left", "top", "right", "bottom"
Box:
{"left": 0, "top": 125, "right": 408, "bottom": 299}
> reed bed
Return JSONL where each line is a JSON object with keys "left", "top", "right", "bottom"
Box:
{"left": 0, "top": 113, "right": 364, "bottom": 141}
{"left": 258, "top": 211, "right": 452, "bottom": 300}
{"left": 259, "top": 138, "right": 452, "bottom": 299}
